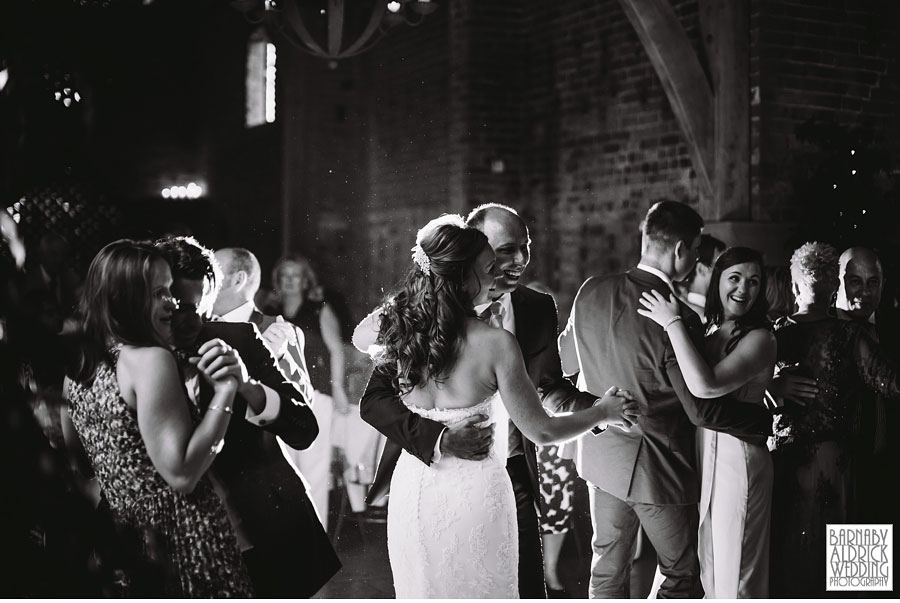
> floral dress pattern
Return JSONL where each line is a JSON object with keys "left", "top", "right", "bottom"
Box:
{"left": 65, "top": 348, "right": 253, "bottom": 597}
{"left": 769, "top": 316, "right": 900, "bottom": 597}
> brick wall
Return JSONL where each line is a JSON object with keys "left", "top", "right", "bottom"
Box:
{"left": 276, "top": 0, "right": 900, "bottom": 323}
{"left": 519, "top": 0, "right": 703, "bottom": 305}
{"left": 755, "top": 0, "right": 900, "bottom": 223}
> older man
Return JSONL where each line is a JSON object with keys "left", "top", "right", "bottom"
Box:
{"left": 835, "top": 246, "right": 898, "bottom": 525}
{"left": 212, "top": 247, "right": 312, "bottom": 397}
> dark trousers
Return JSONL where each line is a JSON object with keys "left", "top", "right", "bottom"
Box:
{"left": 241, "top": 507, "right": 341, "bottom": 598}
{"left": 507, "top": 453, "right": 547, "bottom": 599}
{"left": 588, "top": 486, "right": 701, "bottom": 599}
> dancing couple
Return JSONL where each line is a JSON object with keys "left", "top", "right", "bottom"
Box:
{"left": 355, "top": 210, "right": 639, "bottom": 598}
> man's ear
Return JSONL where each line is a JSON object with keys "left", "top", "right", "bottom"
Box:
{"left": 696, "top": 262, "right": 711, "bottom": 278}
{"left": 233, "top": 270, "right": 248, "bottom": 289}
{"left": 673, "top": 239, "right": 685, "bottom": 260}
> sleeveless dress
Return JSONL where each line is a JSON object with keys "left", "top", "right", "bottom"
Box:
{"left": 387, "top": 395, "right": 519, "bottom": 598}
{"left": 65, "top": 349, "right": 253, "bottom": 597}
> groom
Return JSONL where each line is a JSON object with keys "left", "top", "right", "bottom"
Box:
{"left": 558, "top": 200, "right": 773, "bottom": 598}
{"left": 359, "top": 204, "right": 613, "bottom": 598}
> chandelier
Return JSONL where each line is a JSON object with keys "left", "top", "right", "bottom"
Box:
{"left": 231, "top": 0, "right": 439, "bottom": 62}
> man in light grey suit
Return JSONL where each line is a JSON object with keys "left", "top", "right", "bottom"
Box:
{"left": 556, "top": 201, "right": 773, "bottom": 598}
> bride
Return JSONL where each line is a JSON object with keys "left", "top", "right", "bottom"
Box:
{"left": 372, "top": 214, "right": 638, "bottom": 598}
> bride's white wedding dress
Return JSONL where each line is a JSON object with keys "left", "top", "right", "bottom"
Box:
{"left": 387, "top": 395, "right": 519, "bottom": 599}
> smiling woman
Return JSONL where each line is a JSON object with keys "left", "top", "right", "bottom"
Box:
{"left": 638, "top": 246, "right": 777, "bottom": 599}
{"left": 63, "top": 239, "right": 254, "bottom": 597}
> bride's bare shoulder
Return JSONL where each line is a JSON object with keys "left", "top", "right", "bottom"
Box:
{"left": 464, "top": 318, "right": 516, "bottom": 350}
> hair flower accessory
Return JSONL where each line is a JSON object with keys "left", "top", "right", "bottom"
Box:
{"left": 411, "top": 243, "right": 431, "bottom": 275}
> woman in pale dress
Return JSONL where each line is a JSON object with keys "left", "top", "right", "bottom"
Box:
{"left": 373, "top": 214, "right": 639, "bottom": 599}
{"left": 638, "top": 246, "right": 776, "bottom": 598}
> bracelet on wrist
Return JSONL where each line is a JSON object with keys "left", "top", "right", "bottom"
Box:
{"left": 663, "top": 315, "right": 683, "bottom": 332}
{"left": 208, "top": 403, "right": 233, "bottom": 415}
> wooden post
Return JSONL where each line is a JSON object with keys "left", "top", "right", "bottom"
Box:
{"left": 618, "top": 0, "right": 751, "bottom": 221}
{"left": 701, "top": 0, "right": 750, "bottom": 221}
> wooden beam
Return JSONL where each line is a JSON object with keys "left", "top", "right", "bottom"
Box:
{"left": 700, "top": 0, "right": 750, "bottom": 221}
{"left": 617, "top": 0, "right": 715, "bottom": 201}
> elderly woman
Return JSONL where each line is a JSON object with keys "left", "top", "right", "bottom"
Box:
{"left": 768, "top": 241, "right": 900, "bottom": 597}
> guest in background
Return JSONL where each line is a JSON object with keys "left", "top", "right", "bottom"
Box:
{"left": 833, "top": 246, "right": 898, "bottom": 529}
{"left": 64, "top": 240, "right": 253, "bottom": 597}
{"left": 673, "top": 234, "right": 726, "bottom": 322}
{"left": 263, "top": 255, "right": 350, "bottom": 530}
{"left": 212, "top": 247, "right": 314, "bottom": 399}
{"left": 764, "top": 265, "right": 794, "bottom": 323}
{"left": 769, "top": 241, "right": 900, "bottom": 597}
{"left": 527, "top": 279, "right": 577, "bottom": 598}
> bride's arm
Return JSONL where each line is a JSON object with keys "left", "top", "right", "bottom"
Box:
{"left": 638, "top": 290, "right": 776, "bottom": 398}
{"left": 490, "top": 329, "right": 638, "bottom": 444}
{"left": 352, "top": 307, "right": 382, "bottom": 354}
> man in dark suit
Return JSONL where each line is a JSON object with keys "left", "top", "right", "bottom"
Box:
{"left": 358, "top": 204, "right": 629, "bottom": 599}
{"left": 156, "top": 237, "right": 340, "bottom": 598}
{"left": 212, "top": 247, "right": 314, "bottom": 402}
{"left": 558, "top": 201, "right": 773, "bottom": 598}
{"left": 835, "top": 246, "right": 898, "bottom": 528}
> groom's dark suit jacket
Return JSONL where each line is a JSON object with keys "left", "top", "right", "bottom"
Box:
{"left": 560, "top": 269, "right": 772, "bottom": 504}
{"left": 197, "top": 321, "right": 340, "bottom": 597}
{"left": 360, "top": 284, "right": 597, "bottom": 505}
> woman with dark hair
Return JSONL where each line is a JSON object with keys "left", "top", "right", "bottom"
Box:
{"left": 376, "top": 214, "right": 637, "bottom": 598}
{"left": 63, "top": 240, "right": 253, "bottom": 597}
{"left": 638, "top": 246, "right": 776, "bottom": 598}
{"left": 768, "top": 241, "right": 900, "bottom": 597}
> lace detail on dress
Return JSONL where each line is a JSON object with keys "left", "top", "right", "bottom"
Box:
{"left": 387, "top": 396, "right": 519, "bottom": 598}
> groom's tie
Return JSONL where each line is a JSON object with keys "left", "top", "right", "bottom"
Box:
{"left": 479, "top": 300, "right": 504, "bottom": 329}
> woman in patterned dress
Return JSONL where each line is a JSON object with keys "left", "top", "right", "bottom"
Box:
{"left": 64, "top": 240, "right": 253, "bottom": 597}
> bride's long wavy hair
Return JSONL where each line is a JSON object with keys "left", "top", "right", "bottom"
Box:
{"left": 374, "top": 215, "right": 491, "bottom": 395}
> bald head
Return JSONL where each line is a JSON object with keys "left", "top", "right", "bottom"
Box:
{"left": 466, "top": 204, "right": 531, "bottom": 295}
{"left": 212, "top": 247, "right": 261, "bottom": 316}
{"left": 836, "top": 246, "right": 884, "bottom": 320}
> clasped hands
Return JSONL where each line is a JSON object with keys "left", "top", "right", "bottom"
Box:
{"left": 188, "top": 338, "right": 254, "bottom": 395}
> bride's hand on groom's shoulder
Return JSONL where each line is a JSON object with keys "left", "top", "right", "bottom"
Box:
{"left": 593, "top": 386, "right": 640, "bottom": 430}
{"left": 440, "top": 414, "right": 494, "bottom": 461}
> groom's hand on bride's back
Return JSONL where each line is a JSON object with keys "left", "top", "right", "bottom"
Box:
{"left": 592, "top": 387, "right": 641, "bottom": 430}
{"left": 440, "top": 414, "right": 494, "bottom": 460}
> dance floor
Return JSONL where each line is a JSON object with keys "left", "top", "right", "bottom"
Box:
{"left": 315, "top": 477, "right": 657, "bottom": 599}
